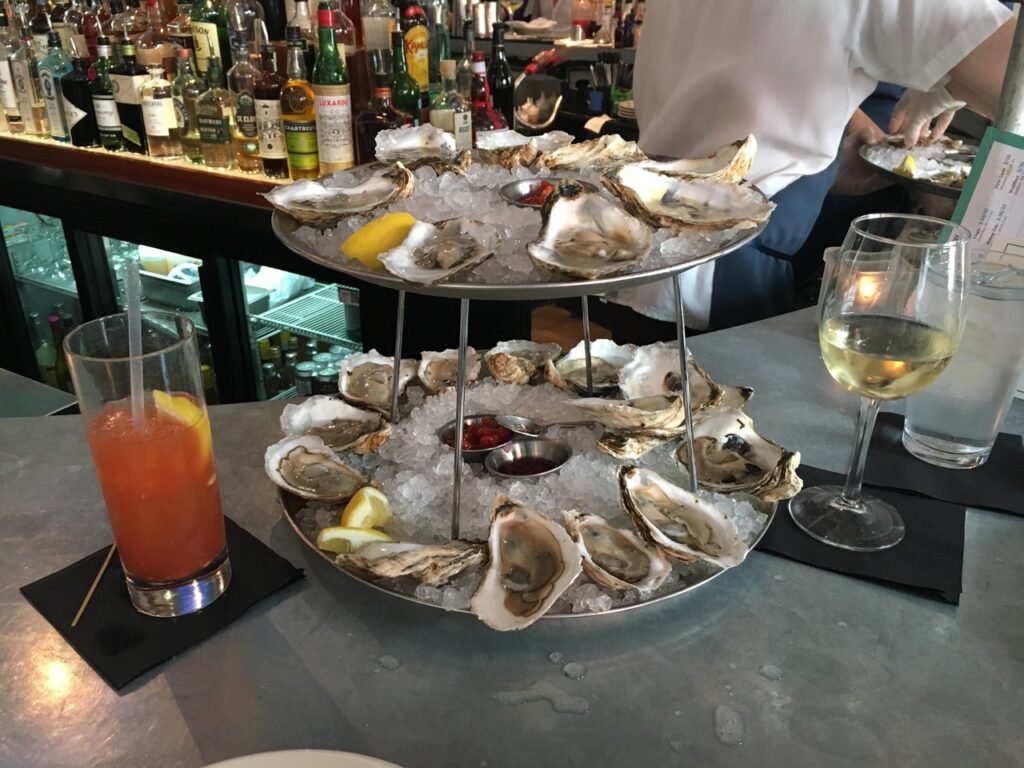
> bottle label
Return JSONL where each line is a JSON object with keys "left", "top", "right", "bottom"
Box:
{"left": 404, "top": 25, "right": 429, "bottom": 90}
{"left": 198, "top": 112, "right": 231, "bottom": 143}
{"left": 192, "top": 21, "right": 221, "bottom": 74}
{"left": 452, "top": 108, "right": 472, "bottom": 151}
{"left": 283, "top": 119, "right": 319, "bottom": 170}
{"left": 142, "top": 95, "right": 171, "bottom": 136}
{"left": 61, "top": 92, "right": 87, "bottom": 130}
{"left": 110, "top": 73, "right": 148, "bottom": 105}
{"left": 173, "top": 95, "right": 188, "bottom": 132}
{"left": 429, "top": 107, "right": 452, "bottom": 133}
{"left": 0, "top": 60, "right": 17, "bottom": 111}
{"left": 32, "top": 34, "right": 49, "bottom": 60}
{"left": 39, "top": 68, "right": 68, "bottom": 139}
{"left": 235, "top": 91, "right": 258, "bottom": 153}
{"left": 256, "top": 98, "right": 287, "bottom": 159}
{"left": 313, "top": 84, "right": 353, "bottom": 168}
{"left": 10, "top": 59, "right": 38, "bottom": 133}
{"left": 93, "top": 94, "right": 122, "bottom": 129}
{"left": 121, "top": 121, "right": 142, "bottom": 148}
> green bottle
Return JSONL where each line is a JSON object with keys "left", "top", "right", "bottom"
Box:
{"left": 171, "top": 47, "right": 207, "bottom": 163}
{"left": 90, "top": 35, "right": 123, "bottom": 151}
{"left": 190, "top": 0, "right": 231, "bottom": 78}
{"left": 389, "top": 29, "right": 419, "bottom": 126}
{"left": 312, "top": 0, "right": 353, "bottom": 173}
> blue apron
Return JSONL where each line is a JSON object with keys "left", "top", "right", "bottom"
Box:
{"left": 709, "top": 152, "right": 842, "bottom": 329}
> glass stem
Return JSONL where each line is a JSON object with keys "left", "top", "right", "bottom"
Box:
{"left": 841, "top": 397, "right": 880, "bottom": 505}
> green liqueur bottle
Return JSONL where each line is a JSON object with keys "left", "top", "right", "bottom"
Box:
{"left": 38, "top": 31, "right": 71, "bottom": 141}
{"left": 191, "top": 0, "right": 231, "bottom": 77}
{"left": 90, "top": 35, "right": 123, "bottom": 150}
{"left": 389, "top": 28, "right": 418, "bottom": 125}
{"left": 171, "top": 47, "right": 207, "bottom": 163}
{"left": 196, "top": 54, "right": 236, "bottom": 168}
{"left": 312, "top": 0, "right": 353, "bottom": 174}
{"left": 109, "top": 41, "right": 149, "bottom": 152}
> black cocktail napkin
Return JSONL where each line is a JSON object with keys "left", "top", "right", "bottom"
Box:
{"left": 863, "top": 412, "right": 1024, "bottom": 517}
{"left": 757, "top": 465, "right": 965, "bottom": 604}
{"left": 20, "top": 518, "right": 303, "bottom": 690}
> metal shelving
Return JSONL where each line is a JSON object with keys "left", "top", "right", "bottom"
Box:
{"left": 251, "top": 283, "right": 360, "bottom": 351}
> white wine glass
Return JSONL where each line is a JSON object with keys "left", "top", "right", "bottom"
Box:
{"left": 788, "top": 213, "right": 970, "bottom": 551}
{"left": 501, "top": 0, "right": 524, "bottom": 20}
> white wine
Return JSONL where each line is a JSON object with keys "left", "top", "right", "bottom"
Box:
{"left": 820, "top": 315, "right": 957, "bottom": 400}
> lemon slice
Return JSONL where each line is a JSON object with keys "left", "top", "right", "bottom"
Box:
{"left": 152, "top": 389, "right": 203, "bottom": 426}
{"left": 340, "top": 486, "right": 393, "bottom": 529}
{"left": 894, "top": 154, "right": 916, "bottom": 178}
{"left": 316, "top": 526, "right": 394, "bottom": 555}
{"left": 341, "top": 212, "right": 417, "bottom": 270}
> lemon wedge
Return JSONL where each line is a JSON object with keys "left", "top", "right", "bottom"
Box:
{"left": 340, "top": 486, "right": 393, "bottom": 529}
{"left": 152, "top": 389, "right": 203, "bottom": 426}
{"left": 341, "top": 212, "right": 417, "bottom": 270}
{"left": 316, "top": 525, "right": 394, "bottom": 554}
{"left": 894, "top": 154, "right": 916, "bottom": 178}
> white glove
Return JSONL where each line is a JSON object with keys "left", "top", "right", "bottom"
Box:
{"left": 888, "top": 78, "right": 966, "bottom": 146}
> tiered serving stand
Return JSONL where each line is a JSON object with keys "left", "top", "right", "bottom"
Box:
{"left": 271, "top": 189, "right": 776, "bottom": 617}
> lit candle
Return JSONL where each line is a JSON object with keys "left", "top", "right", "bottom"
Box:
{"left": 856, "top": 273, "right": 881, "bottom": 303}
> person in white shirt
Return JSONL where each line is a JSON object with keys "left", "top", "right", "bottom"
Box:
{"left": 607, "top": 0, "right": 1015, "bottom": 335}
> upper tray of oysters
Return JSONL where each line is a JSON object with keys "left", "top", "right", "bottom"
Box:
{"left": 267, "top": 126, "right": 774, "bottom": 291}
{"left": 265, "top": 339, "right": 802, "bottom": 631}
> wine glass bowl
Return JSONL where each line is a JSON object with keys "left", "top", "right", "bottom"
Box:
{"left": 789, "top": 214, "right": 970, "bottom": 551}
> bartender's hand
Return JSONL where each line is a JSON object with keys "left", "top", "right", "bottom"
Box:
{"left": 830, "top": 110, "right": 890, "bottom": 196}
{"left": 888, "top": 80, "right": 966, "bottom": 146}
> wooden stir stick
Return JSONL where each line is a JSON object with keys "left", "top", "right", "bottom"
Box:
{"left": 71, "top": 543, "right": 117, "bottom": 628}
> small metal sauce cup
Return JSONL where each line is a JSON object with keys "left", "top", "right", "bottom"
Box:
{"left": 484, "top": 438, "right": 572, "bottom": 479}
{"left": 498, "top": 178, "right": 599, "bottom": 209}
{"left": 437, "top": 413, "right": 515, "bottom": 462}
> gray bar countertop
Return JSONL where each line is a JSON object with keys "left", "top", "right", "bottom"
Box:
{"left": 0, "top": 367, "right": 76, "bottom": 418}
{"left": 1, "top": 307, "right": 1021, "bottom": 767}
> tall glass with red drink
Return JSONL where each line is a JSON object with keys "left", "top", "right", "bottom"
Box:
{"left": 65, "top": 312, "right": 230, "bottom": 617}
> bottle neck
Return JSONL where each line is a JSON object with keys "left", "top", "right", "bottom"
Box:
{"left": 316, "top": 10, "right": 335, "bottom": 55}
{"left": 286, "top": 44, "right": 305, "bottom": 79}
{"left": 373, "top": 87, "right": 391, "bottom": 108}
{"left": 260, "top": 49, "right": 275, "bottom": 73}
{"left": 392, "top": 36, "right": 406, "bottom": 71}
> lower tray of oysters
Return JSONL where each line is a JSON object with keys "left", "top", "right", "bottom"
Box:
{"left": 264, "top": 338, "right": 802, "bottom": 631}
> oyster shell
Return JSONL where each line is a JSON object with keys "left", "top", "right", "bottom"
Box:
{"left": 676, "top": 407, "right": 802, "bottom": 502}
{"left": 339, "top": 540, "right": 486, "bottom": 586}
{"left": 602, "top": 165, "right": 774, "bottom": 232}
{"left": 418, "top": 347, "right": 482, "bottom": 394}
{"left": 540, "top": 134, "right": 647, "bottom": 171}
{"left": 618, "top": 342, "right": 724, "bottom": 413}
{"left": 575, "top": 394, "right": 687, "bottom": 431}
{"left": 544, "top": 339, "right": 636, "bottom": 395}
{"left": 617, "top": 465, "right": 748, "bottom": 568}
{"left": 477, "top": 138, "right": 541, "bottom": 169}
{"left": 378, "top": 219, "right": 498, "bottom": 285}
{"left": 338, "top": 350, "right": 418, "bottom": 412}
{"left": 279, "top": 395, "right": 391, "bottom": 454}
{"left": 264, "top": 163, "right": 414, "bottom": 227}
{"left": 528, "top": 181, "right": 652, "bottom": 280}
{"left": 561, "top": 511, "right": 671, "bottom": 593}
{"left": 633, "top": 135, "right": 757, "bottom": 183}
{"left": 265, "top": 434, "right": 368, "bottom": 502}
{"left": 475, "top": 130, "right": 573, "bottom": 168}
{"left": 596, "top": 427, "right": 684, "bottom": 460}
{"left": 375, "top": 124, "right": 457, "bottom": 162}
{"left": 401, "top": 149, "right": 473, "bottom": 175}
{"left": 483, "top": 340, "right": 562, "bottom": 385}
{"left": 470, "top": 496, "right": 582, "bottom": 631}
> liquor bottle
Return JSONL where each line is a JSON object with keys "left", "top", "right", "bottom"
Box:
{"left": 170, "top": 46, "right": 204, "bottom": 160}
{"left": 280, "top": 25, "right": 316, "bottom": 178}
{"left": 361, "top": 0, "right": 395, "bottom": 85}
{"left": 612, "top": 12, "right": 622, "bottom": 48}
{"left": 487, "top": 22, "right": 512, "bottom": 128}
{"left": 90, "top": 34, "right": 123, "bottom": 149}
{"left": 141, "top": 62, "right": 181, "bottom": 156}
{"left": 11, "top": 27, "right": 48, "bottom": 135}
{"left": 191, "top": 0, "right": 230, "bottom": 76}
{"left": 81, "top": 0, "right": 102, "bottom": 57}
{"left": 621, "top": 11, "right": 633, "bottom": 47}
{"left": 354, "top": 75, "right": 404, "bottom": 164}
{"left": 396, "top": 0, "right": 426, "bottom": 106}
{"left": 59, "top": 54, "right": 99, "bottom": 144}
{"left": 109, "top": 41, "right": 148, "bottom": 151}
{"left": 59, "top": 0, "right": 89, "bottom": 57}
{"left": 286, "top": 0, "right": 312, "bottom": 40}
{"left": 33, "top": 314, "right": 58, "bottom": 388}
{"left": 327, "top": 0, "right": 363, "bottom": 113}
{"left": 38, "top": 31, "right": 72, "bottom": 142}
{"left": 102, "top": 0, "right": 126, "bottom": 51}
{"left": 388, "top": 28, "right": 417, "bottom": 125}
{"left": 227, "top": 36, "right": 258, "bottom": 171}
{"left": 49, "top": 315, "right": 71, "bottom": 391}
{"left": 428, "top": 59, "right": 469, "bottom": 151}
{"left": 253, "top": 41, "right": 287, "bottom": 177}
{"left": 570, "top": 0, "right": 590, "bottom": 37}
{"left": 196, "top": 53, "right": 236, "bottom": 166}
{"left": 259, "top": 0, "right": 285, "bottom": 42}
{"left": 0, "top": 13, "right": 23, "bottom": 133}
{"left": 201, "top": 363, "right": 219, "bottom": 404}
{"left": 120, "top": 0, "right": 150, "bottom": 42}
{"left": 420, "top": 0, "right": 446, "bottom": 100}
{"left": 166, "top": 0, "right": 193, "bottom": 50}
{"left": 136, "top": 0, "right": 177, "bottom": 72}
{"left": 224, "top": 0, "right": 263, "bottom": 57}
{"left": 455, "top": 18, "right": 472, "bottom": 100}
{"left": 469, "top": 49, "right": 504, "bottom": 143}
{"left": 29, "top": 0, "right": 51, "bottom": 60}
{"left": 311, "top": 1, "right": 351, "bottom": 173}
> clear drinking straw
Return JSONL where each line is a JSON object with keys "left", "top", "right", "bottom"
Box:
{"left": 126, "top": 260, "right": 145, "bottom": 429}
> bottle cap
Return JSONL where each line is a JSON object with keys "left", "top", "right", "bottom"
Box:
{"left": 286, "top": 25, "right": 303, "bottom": 43}
{"left": 317, "top": 5, "right": 333, "bottom": 28}
{"left": 471, "top": 50, "right": 484, "bottom": 61}
{"left": 122, "top": 42, "right": 136, "bottom": 55}
{"left": 439, "top": 59, "right": 455, "bottom": 79}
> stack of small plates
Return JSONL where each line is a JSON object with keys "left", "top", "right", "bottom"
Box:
{"left": 616, "top": 100, "right": 636, "bottom": 120}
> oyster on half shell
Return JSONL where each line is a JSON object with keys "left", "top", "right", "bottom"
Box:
{"left": 676, "top": 407, "right": 802, "bottom": 502}
{"left": 602, "top": 165, "right": 774, "bottom": 232}
{"left": 470, "top": 496, "right": 582, "bottom": 631}
{"left": 618, "top": 342, "right": 725, "bottom": 413}
{"left": 264, "top": 163, "right": 414, "bottom": 228}
{"left": 265, "top": 434, "right": 368, "bottom": 502}
{"left": 338, "top": 350, "right": 417, "bottom": 412}
{"left": 596, "top": 427, "right": 684, "bottom": 460}
{"left": 617, "top": 465, "right": 748, "bottom": 568}
{"left": 540, "top": 134, "right": 647, "bottom": 171}
{"left": 378, "top": 219, "right": 498, "bottom": 285}
{"left": 528, "top": 181, "right": 652, "bottom": 280}
{"left": 418, "top": 348, "right": 482, "bottom": 394}
{"left": 633, "top": 135, "right": 757, "bottom": 183}
{"left": 375, "top": 124, "right": 457, "bottom": 162}
{"left": 339, "top": 540, "right": 486, "bottom": 586}
{"left": 575, "top": 394, "right": 688, "bottom": 431}
{"left": 562, "top": 511, "right": 671, "bottom": 594}
{"left": 279, "top": 395, "right": 391, "bottom": 454}
{"left": 484, "top": 340, "right": 562, "bottom": 385}
{"left": 544, "top": 339, "right": 636, "bottom": 395}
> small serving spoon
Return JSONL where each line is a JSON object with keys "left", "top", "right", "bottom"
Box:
{"left": 497, "top": 415, "right": 601, "bottom": 438}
